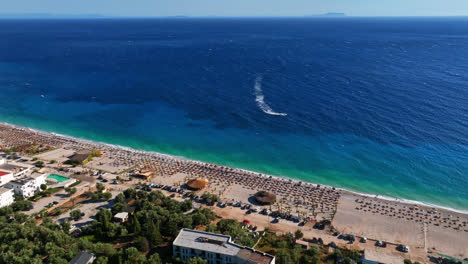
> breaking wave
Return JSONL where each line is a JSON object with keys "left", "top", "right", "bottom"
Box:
{"left": 254, "top": 76, "right": 287, "bottom": 116}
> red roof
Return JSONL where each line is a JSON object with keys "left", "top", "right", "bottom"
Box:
{"left": 0, "top": 171, "right": 10, "bottom": 177}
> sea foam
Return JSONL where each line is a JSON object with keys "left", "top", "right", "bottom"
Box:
{"left": 254, "top": 76, "right": 287, "bottom": 116}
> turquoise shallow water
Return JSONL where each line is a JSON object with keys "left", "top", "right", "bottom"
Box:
{"left": 0, "top": 18, "right": 467, "bottom": 210}
{"left": 47, "top": 174, "right": 70, "bottom": 183}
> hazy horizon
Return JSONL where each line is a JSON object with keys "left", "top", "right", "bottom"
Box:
{"left": 2, "top": 0, "right": 468, "bottom": 17}
{"left": 2, "top": 13, "right": 468, "bottom": 19}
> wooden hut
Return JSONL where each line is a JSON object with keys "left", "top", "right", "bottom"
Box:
{"left": 133, "top": 169, "right": 154, "bottom": 180}
{"left": 187, "top": 178, "right": 208, "bottom": 190}
{"left": 254, "top": 190, "right": 277, "bottom": 205}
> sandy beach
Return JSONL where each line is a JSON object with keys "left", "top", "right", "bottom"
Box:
{"left": 0, "top": 122, "right": 467, "bottom": 263}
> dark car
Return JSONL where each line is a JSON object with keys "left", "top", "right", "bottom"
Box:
{"left": 397, "top": 244, "right": 409, "bottom": 253}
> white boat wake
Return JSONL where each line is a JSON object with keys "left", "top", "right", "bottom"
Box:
{"left": 254, "top": 76, "right": 287, "bottom": 116}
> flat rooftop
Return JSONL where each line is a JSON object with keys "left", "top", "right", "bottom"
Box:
{"left": 0, "top": 163, "right": 26, "bottom": 171}
{"left": 173, "top": 229, "right": 275, "bottom": 264}
{"left": 173, "top": 228, "right": 240, "bottom": 256}
{"left": 0, "top": 171, "right": 11, "bottom": 177}
{"left": 236, "top": 248, "right": 275, "bottom": 264}
{"left": 9, "top": 177, "right": 35, "bottom": 185}
{"left": 0, "top": 187, "right": 12, "bottom": 195}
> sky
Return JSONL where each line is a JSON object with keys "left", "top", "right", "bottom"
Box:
{"left": 1, "top": 0, "right": 468, "bottom": 17}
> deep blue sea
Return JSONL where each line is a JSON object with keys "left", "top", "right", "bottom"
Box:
{"left": 0, "top": 18, "right": 467, "bottom": 210}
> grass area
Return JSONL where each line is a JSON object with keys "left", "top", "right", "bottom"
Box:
{"left": 81, "top": 234, "right": 97, "bottom": 242}
{"left": 28, "top": 187, "right": 61, "bottom": 202}
{"left": 68, "top": 179, "right": 82, "bottom": 188}
{"left": 118, "top": 165, "right": 136, "bottom": 175}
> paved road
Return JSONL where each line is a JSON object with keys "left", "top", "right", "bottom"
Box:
{"left": 25, "top": 182, "right": 91, "bottom": 215}
{"left": 55, "top": 191, "right": 119, "bottom": 228}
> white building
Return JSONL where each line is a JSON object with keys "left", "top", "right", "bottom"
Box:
{"left": 0, "top": 159, "right": 32, "bottom": 177}
{"left": 0, "top": 187, "right": 15, "bottom": 208}
{"left": 69, "top": 252, "right": 96, "bottom": 264}
{"left": 173, "top": 229, "right": 275, "bottom": 264}
{"left": 4, "top": 173, "right": 47, "bottom": 198}
{"left": 0, "top": 170, "right": 14, "bottom": 185}
{"left": 113, "top": 212, "right": 129, "bottom": 223}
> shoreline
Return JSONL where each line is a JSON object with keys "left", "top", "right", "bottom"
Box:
{"left": 2, "top": 121, "right": 468, "bottom": 215}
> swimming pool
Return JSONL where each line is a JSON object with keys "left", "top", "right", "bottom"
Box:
{"left": 47, "top": 174, "right": 70, "bottom": 183}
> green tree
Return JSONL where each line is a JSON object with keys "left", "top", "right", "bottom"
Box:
{"left": 96, "top": 183, "right": 106, "bottom": 192}
{"left": 103, "top": 192, "right": 112, "bottom": 201}
{"left": 333, "top": 249, "right": 343, "bottom": 261}
{"left": 90, "top": 192, "right": 100, "bottom": 201}
{"left": 181, "top": 199, "right": 193, "bottom": 212}
{"left": 290, "top": 245, "right": 304, "bottom": 263}
{"left": 70, "top": 209, "right": 82, "bottom": 221}
{"left": 306, "top": 246, "right": 319, "bottom": 256}
{"left": 123, "top": 247, "right": 146, "bottom": 264}
{"left": 124, "top": 188, "right": 136, "bottom": 199}
{"left": 61, "top": 219, "right": 71, "bottom": 233}
{"left": 135, "top": 236, "right": 150, "bottom": 252}
{"left": 115, "top": 193, "right": 125, "bottom": 204}
{"left": 294, "top": 229, "right": 304, "bottom": 240}
{"left": 65, "top": 187, "right": 77, "bottom": 196}
{"left": 146, "top": 253, "right": 162, "bottom": 264}
{"left": 131, "top": 216, "right": 141, "bottom": 234}
{"left": 40, "top": 184, "right": 47, "bottom": 191}
{"left": 94, "top": 256, "right": 109, "bottom": 264}
{"left": 185, "top": 257, "right": 207, "bottom": 264}
{"left": 277, "top": 249, "right": 292, "bottom": 264}
{"left": 146, "top": 221, "right": 163, "bottom": 246}
{"left": 12, "top": 199, "right": 32, "bottom": 211}
{"left": 349, "top": 250, "right": 361, "bottom": 261}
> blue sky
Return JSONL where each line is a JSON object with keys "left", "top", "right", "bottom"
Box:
{"left": 2, "top": 0, "right": 468, "bottom": 17}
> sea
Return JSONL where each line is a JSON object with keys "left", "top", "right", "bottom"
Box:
{"left": 0, "top": 17, "right": 467, "bottom": 210}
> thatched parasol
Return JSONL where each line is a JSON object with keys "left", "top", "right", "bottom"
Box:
{"left": 187, "top": 178, "right": 208, "bottom": 190}
{"left": 255, "top": 190, "right": 277, "bottom": 205}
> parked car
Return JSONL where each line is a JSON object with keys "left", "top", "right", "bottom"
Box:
{"left": 397, "top": 244, "right": 409, "bottom": 253}
{"left": 375, "top": 240, "right": 387, "bottom": 248}
{"left": 360, "top": 237, "right": 367, "bottom": 243}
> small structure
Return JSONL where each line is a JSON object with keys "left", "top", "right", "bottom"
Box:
{"left": 0, "top": 187, "right": 14, "bottom": 208}
{"left": 254, "top": 191, "right": 276, "bottom": 205}
{"left": 173, "top": 228, "right": 275, "bottom": 264}
{"left": 186, "top": 178, "right": 208, "bottom": 190}
{"left": 69, "top": 252, "right": 96, "bottom": 264}
{"left": 0, "top": 170, "right": 14, "bottom": 185}
{"left": 114, "top": 212, "right": 129, "bottom": 223}
{"left": 133, "top": 168, "right": 154, "bottom": 180}
{"left": 69, "top": 150, "right": 92, "bottom": 164}
{"left": 295, "top": 240, "right": 310, "bottom": 249}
